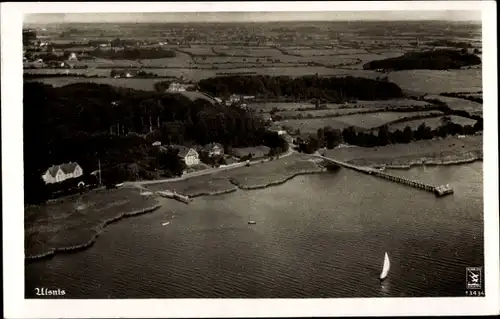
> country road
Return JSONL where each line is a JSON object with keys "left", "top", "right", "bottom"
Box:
{"left": 124, "top": 136, "right": 296, "bottom": 187}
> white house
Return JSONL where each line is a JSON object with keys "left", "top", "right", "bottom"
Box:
{"left": 171, "top": 146, "right": 200, "bottom": 166}
{"left": 277, "top": 130, "right": 287, "bottom": 136}
{"left": 152, "top": 141, "right": 162, "bottom": 147}
{"left": 41, "top": 162, "right": 83, "bottom": 185}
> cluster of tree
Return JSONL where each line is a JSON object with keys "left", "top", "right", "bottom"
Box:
{"left": 24, "top": 82, "right": 286, "bottom": 204}
{"left": 109, "top": 69, "right": 161, "bottom": 78}
{"left": 23, "top": 29, "right": 37, "bottom": 45}
{"left": 440, "top": 92, "right": 482, "bottom": 104}
{"left": 198, "top": 75, "right": 404, "bottom": 102}
{"left": 91, "top": 47, "right": 176, "bottom": 60}
{"left": 425, "top": 40, "right": 473, "bottom": 49}
{"left": 363, "top": 49, "right": 481, "bottom": 71}
{"left": 295, "top": 127, "right": 343, "bottom": 153}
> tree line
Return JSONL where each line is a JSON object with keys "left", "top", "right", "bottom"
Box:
{"left": 295, "top": 117, "right": 482, "bottom": 154}
{"left": 24, "top": 82, "right": 287, "bottom": 204}
{"left": 363, "top": 49, "right": 481, "bottom": 71}
{"left": 198, "top": 74, "right": 404, "bottom": 102}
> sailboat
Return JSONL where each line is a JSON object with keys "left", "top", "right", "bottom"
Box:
{"left": 379, "top": 252, "right": 391, "bottom": 281}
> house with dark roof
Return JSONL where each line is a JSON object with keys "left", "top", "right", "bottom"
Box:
{"left": 41, "top": 162, "right": 83, "bottom": 184}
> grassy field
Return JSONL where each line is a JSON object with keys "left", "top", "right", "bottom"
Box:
{"left": 324, "top": 135, "right": 482, "bottom": 167}
{"left": 230, "top": 146, "right": 271, "bottom": 159}
{"left": 332, "top": 111, "right": 443, "bottom": 129}
{"left": 426, "top": 95, "right": 483, "bottom": 115}
{"left": 25, "top": 188, "right": 159, "bottom": 258}
{"left": 388, "top": 69, "right": 482, "bottom": 94}
{"left": 220, "top": 153, "right": 323, "bottom": 187}
{"left": 145, "top": 175, "right": 236, "bottom": 196}
{"left": 328, "top": 99, "right": 432, "bottom": 108}
{"left": 277, "top": 118, "right": 360, "bottom": 135}
{"left": 276, "top": 108, "right": 384, "bottom": 119}
{"left": 386, "top": 115, "right": 477, "bottom": 132}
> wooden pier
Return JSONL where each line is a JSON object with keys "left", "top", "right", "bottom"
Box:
{"left": 314, "top": 155, "right": 453, "bottom": 197}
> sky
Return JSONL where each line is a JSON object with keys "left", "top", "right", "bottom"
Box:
{"left": 24, "top": 11, "right": 482, "bottom": 24}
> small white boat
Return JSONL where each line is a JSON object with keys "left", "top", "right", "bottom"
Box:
{"left": 162, "top": 222, "right": 170, "bottom": 226}
{"left": 248, "top": 220, "right": 256, "bottom": 225}
{"left": 380, "top": 252, "right": 391, "bottom": 281}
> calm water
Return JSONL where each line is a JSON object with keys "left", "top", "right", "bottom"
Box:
{"left": 25, "top": 162, "right": 484, "bottom": 298}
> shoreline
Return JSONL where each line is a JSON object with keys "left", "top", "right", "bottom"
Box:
{"left": 227, "top": 168, "right": 327, "bottom": 190}
{"left": 186, "top": 187, "right": 239, "bottom": 198}
{"left": 25, "top": 204, "right": 161, "bottom": 261}
{"left": 368, "top": 154, "right": 482, "bottom": 170}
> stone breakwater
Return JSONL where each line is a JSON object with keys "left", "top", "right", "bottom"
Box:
{"left": 228, "top": 168, "right": 326, "bottom": 190}
{"left": 25, "top": 204, "right": 161, "bottom": 261}
{"left": 371, "top": 153, "right": 483, "bottom": 170}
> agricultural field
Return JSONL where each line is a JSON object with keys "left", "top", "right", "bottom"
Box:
{"left": 276, "top": 108, "right": 385, "bottom": 119}
{"left": 138, "top": 52, "right": 193, "bottom": 67}
{"left": 386, "top": 115, "right": 477, "bottom": 132}
{"left": 179, "top": 46, "right": 219, "bottom": 56}
{"left": 277, "top": 118, "right": 360, "bottom": 135}
{"left": 327, "top": 99, "right": 432, "bottom": 109}
{"left": 277, "top": 110, "right": 444, "bottom": 136}
{"left": 323, "top": 135, "right": 483, "bottom": 167}
{"left": 388, "top": 69, "right": 482, "bottom": 94}
{"left": 70, "top": 58, "right": 142, "bottom": 68}
{"left": 426, "top": 95, "right": 483, "bottom": 115}
{"left": 283, "top": 48, "right": 370, "bottom": 56}
{"left": 212, "top": 46, "right": 283, "bottom": 57}
{"left": 332, "top": 111, "right": 443, "bottom": 129}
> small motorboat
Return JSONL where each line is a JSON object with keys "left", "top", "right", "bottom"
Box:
{"left": 380, "top": 252, "right": 391, "bottom": 281}
{"left": 248, "top": 220, "right": 256, "bottom": 225}
{"left": 162, "top": 222, "right": 170, "bottom": 226}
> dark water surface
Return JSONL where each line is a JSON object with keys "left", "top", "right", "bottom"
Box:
{"left": 25, "top": 162, "right": 484, "bottom": 298}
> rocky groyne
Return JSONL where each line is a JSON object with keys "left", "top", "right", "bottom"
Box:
{"left": 25, "top": 204, "right": 161, "bottom": 261}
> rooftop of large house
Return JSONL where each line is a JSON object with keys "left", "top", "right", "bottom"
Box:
{"left": 45, "top": 162, "right": 81, "bottom": 177}
{"left": 177, "top": 91, "right": 217, "bottom": 105}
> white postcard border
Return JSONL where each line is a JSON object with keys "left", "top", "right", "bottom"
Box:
{"left": 2, "top": 1, "right": 499, "bottom": 318}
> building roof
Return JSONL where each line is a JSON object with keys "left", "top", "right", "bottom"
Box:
{"left": 169, "top": 145, "right": 197, "bottom": 158}
{"left": 45, "top": 162, "right": 80, "bottom": 177}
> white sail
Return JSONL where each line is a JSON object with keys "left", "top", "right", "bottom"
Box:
{"left": 380, "top": 252, "right": 390, "bottom": 280}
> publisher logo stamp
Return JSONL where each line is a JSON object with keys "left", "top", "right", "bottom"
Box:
{"left": 466, "top": 267, "right": 482, "bottom": 290}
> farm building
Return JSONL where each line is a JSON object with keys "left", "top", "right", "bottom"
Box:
{"left": 41, "top": 162, "right": 83, "bottom": 185}
{"left": 169, "top": 145, "right": 200, "bottom": 166}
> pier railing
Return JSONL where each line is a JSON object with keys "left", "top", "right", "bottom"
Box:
{"left": 313, "top": 154, "right": 453, "bottom": 197}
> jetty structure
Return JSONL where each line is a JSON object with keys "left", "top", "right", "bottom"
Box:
{"left": 314, "top": 155, "right": 454, "bottom": 197}
{"left": 156, "top": 190, "right": 192, "bottom": 203}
